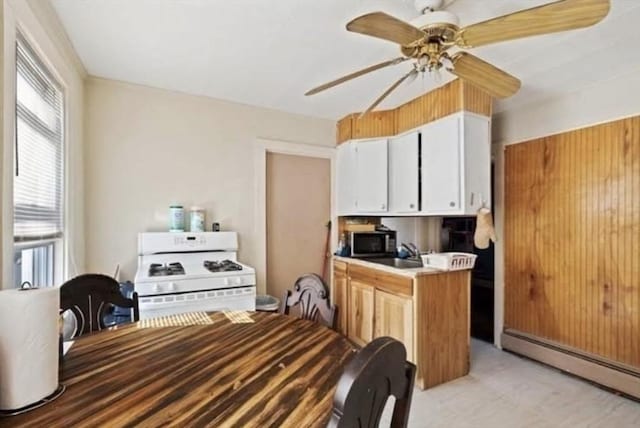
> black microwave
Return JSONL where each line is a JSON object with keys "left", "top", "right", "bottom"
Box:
{"left": 350, "top": 231, "right": 396, "bottom": 258}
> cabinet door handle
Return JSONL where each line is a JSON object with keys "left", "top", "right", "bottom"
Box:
{"left": 381, "top": 204, "right": 386, "bottom": 210}
{"left": 409, "top": 203, "right": 415, "bottom": 209}
{"left": 470, "top": 192, "right": 475, "bottom": 206}
{"left": 449, "top": 201, "right": 456, "bottom": 207}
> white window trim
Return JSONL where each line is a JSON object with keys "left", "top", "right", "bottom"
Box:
{"left": 2, "top": 3, "right": 72, "bottom": 288}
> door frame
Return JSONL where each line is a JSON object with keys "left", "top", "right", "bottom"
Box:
{"left": 253, "top": 138, "right": 336, "bottom": 295}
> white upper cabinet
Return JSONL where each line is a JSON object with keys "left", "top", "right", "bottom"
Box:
{"left": 336, "top": 138, "right": 388, "bottom": 215}
{"left": 355, "top": 139, "right": 388, "bottom": 213}
{"left": 335, "top": 112, "right": 490, "bottom": 216}
{"left": 389, "top": 131, "right": 419, "bottom": 213}
{"left": 421, "top": 117, "right": 462, "bottom": 214}
{"left": 336, "top": 142, "right": 357, "bottom": 215}
{"left": 462, "top": 114, "right": 491, "bottom": 214}
{"left": 421, "top": 112, "right": 491, "bottom": 215}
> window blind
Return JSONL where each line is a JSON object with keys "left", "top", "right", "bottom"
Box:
{"left": 14, "top": 34, "right": 65, "bottom": 242}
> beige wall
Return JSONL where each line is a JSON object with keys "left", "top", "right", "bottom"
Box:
{"left": 0, "top": 0, "right": 4, "bottom": 284}
{"left": 1, "top": 0, "right": 86, "bottom": 288}
{"left": 491, "top": 71, "right": 640, "bottom": 347}
{"left": 266, "top": 152, "right": 330, "bottom": 301}
{"left": 381, "top": 217, "right": 442, "bottom": 254}
{"left": 84, "top": 78, "right": 335, "bottom": 281}
{"left": 493, "top": 69, "right": 640, "bottom": 145}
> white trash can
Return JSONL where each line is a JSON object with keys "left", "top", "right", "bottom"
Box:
{"left": 255, "top": 295, "right": 280, "bottom": 312}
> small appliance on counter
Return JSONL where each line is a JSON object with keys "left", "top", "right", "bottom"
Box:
{"left": 347, "top": 228, "right": 397, "bottom": 258}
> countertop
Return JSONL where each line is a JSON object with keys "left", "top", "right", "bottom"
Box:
{"left": 333, "top": 255, "right": 467, "bottom": 278}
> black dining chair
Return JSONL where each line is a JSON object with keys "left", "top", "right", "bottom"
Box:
{"left": 280, "top": 273, "right": 337, "bottom": 329}
{"left": 328, "top": 337, "right": 416, "bottom": 428}
{"left": 60, "top": 273, "right": 139, "bottom": 338}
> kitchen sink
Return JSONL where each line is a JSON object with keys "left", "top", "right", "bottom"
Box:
{"left": 361, "top": 257, "right": 423, "bottom": 269}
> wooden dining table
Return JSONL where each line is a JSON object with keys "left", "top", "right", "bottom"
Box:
{"left": 0, "top": 311, "right": 355, "bottom": 428}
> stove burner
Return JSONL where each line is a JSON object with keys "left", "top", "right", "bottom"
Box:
{"left": 149, "top": 262, "right": 185, "bottom": 277}
{"left": 204, "top": 259, "right": 243, "bottom": 273}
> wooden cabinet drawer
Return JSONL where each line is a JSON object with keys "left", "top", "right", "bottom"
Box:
{"left": 349, "top": 264, "right": 413, "bottom": 297}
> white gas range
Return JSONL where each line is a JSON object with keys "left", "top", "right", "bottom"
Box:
{"left": 134, "top": 232, "right": 256, "bottom": 319}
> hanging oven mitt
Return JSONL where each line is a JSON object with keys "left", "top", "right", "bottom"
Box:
{"left": 474, "top": 207, "right": 497, "bottom": 249}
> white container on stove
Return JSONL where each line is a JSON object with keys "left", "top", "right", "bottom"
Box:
{"left": 169, "top": 205, "right": 185, "bottom": 232}
{"left": 190, "top": 206, "right": 205, "bottom": 232}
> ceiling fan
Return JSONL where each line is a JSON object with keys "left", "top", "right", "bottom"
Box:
{"left": 305, "top": 0, "right": 610, "bottom": 116}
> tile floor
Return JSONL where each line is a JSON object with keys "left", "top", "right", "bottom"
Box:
{"left": 382, "top": 339, "right": 640, "bottom": 428}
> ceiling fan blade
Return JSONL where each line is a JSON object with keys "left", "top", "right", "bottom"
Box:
{"left": 360, "top": 69, "right": 418, "bottom": 118}
{"left": 447, "top": 52, "right": 521, "bottom": 98}
{"left": 305, "top": 57, "right": 408, "bottom": 96}
{"left": 347, "top": 12, "right": 426, "bottom": 46}
{"left": 456, "top": 0, "right": 610, "bottom": 48}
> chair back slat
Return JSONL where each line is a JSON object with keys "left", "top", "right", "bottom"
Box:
{"left": 60, "top": 274, "right": 139, "bottom": 338}
{"left": 329, "top": 337, "right": 416, "bottom": 428}
{"left": 280, "top": 273, "right": 337, "bottom": 329}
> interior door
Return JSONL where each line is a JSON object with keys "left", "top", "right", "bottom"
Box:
{"left": 421, "top": 116, "right": 461, "bottom": 213}
{"left": 266, "top": 153, "right": 331, "bottom": 302}
{"left": 355, "top": 139, "right": 388, "bottom": 213}
{"left": 389, "top": 131, "right": 419, "bottom": 213}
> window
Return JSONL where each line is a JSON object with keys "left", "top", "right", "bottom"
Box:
{"left": 13, "top": 34, "right": 65, "bottom": 288}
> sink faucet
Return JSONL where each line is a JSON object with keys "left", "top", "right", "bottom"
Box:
{"left": 401, "top": 242, "right": 420, "bottom": 259}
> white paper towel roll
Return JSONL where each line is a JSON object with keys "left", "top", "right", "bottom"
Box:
{"left": 0, "top": 287, "right": 59, "bottom": 411}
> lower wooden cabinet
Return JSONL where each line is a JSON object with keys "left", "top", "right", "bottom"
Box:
{"left": 332, "top": 258, "right": 470, "bottom": 390}
{"left": 347, "top": 279, "right": 374, "bottom": 347}
{"left": 341, "top": 269, "right": 413, "bottom": 359}
{"left": 333, "top": 264, "right": 349, "bottom": 335}
{"left": 374, "top": 290, "right": 414, "bottom": 362}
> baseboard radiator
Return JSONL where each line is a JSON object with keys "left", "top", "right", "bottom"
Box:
{"left": 502, "top": 329, "right": 640, "bottom": 400}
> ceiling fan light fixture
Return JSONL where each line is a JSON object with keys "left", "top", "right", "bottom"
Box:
{"left": 413, "top": 0, "right": 445, "bottom": 14}
{"left": 410, "top": 11, "right": 459, "bottom": 29}
{"left": 308, "top": 0, "right": 611, "bottom": 115}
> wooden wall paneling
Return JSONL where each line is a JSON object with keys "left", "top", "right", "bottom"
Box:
{"left": 336, "top": 114, "right": 354, "bottom": 144}
{"left": 584, "top": 125, "right": 597, "bottom": 356}
{"left": 461, "top": 81, "right": 493, "bottom": 117}
{"left": 396, "top": 79, "right": 463, "bottom": 134}
{"left": 504, "top": 116, "right": 640, "bottom": 369}
{"left": 629, "top": 117, "right": 639, "bottom": 366}
{"left": 350, "top": 110, "right": 395, "bottom": 140}
{"left": 336, "top": 78, "right": 494, "bottom": 144}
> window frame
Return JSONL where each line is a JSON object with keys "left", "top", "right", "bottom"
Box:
{"left": 12, "top": 30, "right": 68, "bottom": 288}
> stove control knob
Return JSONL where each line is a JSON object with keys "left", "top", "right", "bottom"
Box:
{"left": 152, "top": 284, "right": 159, "bottom": 293}
{"left": 224, "top": 278, "right": 230, "bottom": 286}
{"left": 234, "top": 277, "right": 242, "bottom": 285}
{"left": 168, "top": 282, "right": 175, "bottom": 291}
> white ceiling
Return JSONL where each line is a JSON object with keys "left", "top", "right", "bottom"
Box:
{"left": 50, "top": 0, "right": 640, "bottom": 120}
